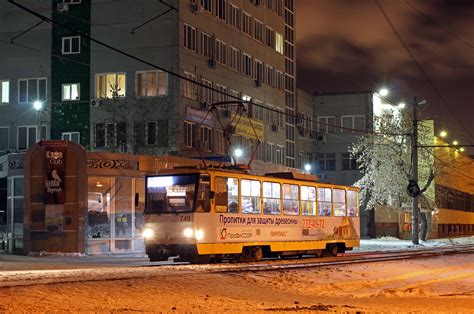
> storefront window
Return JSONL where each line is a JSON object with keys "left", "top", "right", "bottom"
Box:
{"left": 87, "top": 177, "right": 111, "bottom": 239}
{"left": 115, "top": 178, "right": 132, "bottom": 238}
{"left": 135, "top": 179, "right": 145, "bottom": 237}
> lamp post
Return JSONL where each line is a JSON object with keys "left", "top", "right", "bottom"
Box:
{"left": 233, "top": 148, "right": 243, "bottom": 165}
{"left": 33, "top": 100, "right": 44, "bottom": 141}
{"left": 304, "top": 163, "right": 311, "bottom": 173}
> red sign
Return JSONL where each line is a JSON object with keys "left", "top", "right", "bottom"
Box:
{"left": 44, "top": 141, "right": 67, "bottom": 204}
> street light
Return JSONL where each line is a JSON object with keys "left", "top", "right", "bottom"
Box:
{"left": 304, "top": 164, "right": 311, "bottom": 172}
{"left": 234, "top": 148, "right": 243, "bottom": 158}
{"left": 378, "top": 88, "right": 389, "bottom": 97}
{"left": 453, "top": 140, "right": 459, "bottom": 146}
{"left": 439, "top": 130, "right": 447, "bottom": 138}
{"left": 33, "top": 100, "right": 44, "bottom": 141}
{"left": 460, "top": 147, "right": 465, "bottom": 152}
{"left": 398, "top": 102, "right": 406, "bottom": 109}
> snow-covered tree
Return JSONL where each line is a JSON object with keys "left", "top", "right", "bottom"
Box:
{"left": 350, "top": 110, "right": 436, "bottom": 241}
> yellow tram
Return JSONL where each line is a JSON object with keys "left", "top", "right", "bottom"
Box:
{"left": 142, "top": 167, "right": 360, "bottom": 263}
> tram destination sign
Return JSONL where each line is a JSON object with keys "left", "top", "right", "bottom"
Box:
{"left": 44, "top": 141, "right": 67, "bottom": 204}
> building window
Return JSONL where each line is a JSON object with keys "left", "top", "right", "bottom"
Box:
{"left": 94, "top": 123, "right": 124, "bottom": 148}
{"left": 243, "top": 53, "right": 252, "bottom": 76}
{"left": 215, "top": 39, "right": 227, "bottom": 65}
{"left": 1, "top": 80, "right": 9, "bottom": 103}
{"left": 265, "top": 65, "right": 274, "bottom": 87}
{"left": 184, "top": 24, "right": 197, "bottom": 51}
{"left": 215, "top": 84, "right": 227, "bottom": 103}
{"left": 136, "top": 71, "right": 167, "bottom": 97}
{"left": 265, "top": 26, "right": 274, "bottom": 48}
{"left": 229, "top": 46, "right": 241, "bottom": 71}
{"left": 318, "top": 153, "right": 336, "bottom": 171}
{"left": 253, "top": 99, "right": 264, "bottom": 121}
{"left": 62, "top": 36, "right": 80, "bottom": 54}
{"left": 18, "top": 78, "right": 47, "bottom": 104}
{"left": 276, "top": 70, "right": 284, "bottom": 90}
{"left": 17, "top": 126, "right": 37, "bottom": 150}
{"left": 184, "top": 121, "right": 197, "bottom": 148}
{"left": 214, "top": 129, "right": 225, "bottom": 154}
{"left": 200, "top": 32, "right": 213, "bottom": 58}
{"left": 201, "top": 79, "right": 213, "bottom": 104}
{"left": 229, "top": 3, "right": 241, "bottom": 29}
{"left": 242, "top": 12, "right": 253, "bottom": 36}
{"left": 265, "top": 142, "right": 274, "bottom": 163}
{"left": 0, "top": 127, "right": 9, "bottom": 150}
{"left": 215, "top": 0, "right": 226, "bottom": 20}
{"left": 61, "top": 132, "right": 80, "bottom": 143}
{"left": 199, "top": 125, "right": 213, "bottom": 151}
{"left": 200, "top": 0, "right": 212, "bottom": 13}
{"left": 183, "top": 72, "right": 197, "bottom": 100}
{"left": 341, "top": 115, "right": 365, "bottom": 133}
{"left": 96, "top": 73, "right": 125, "bottom": 98}
{"left": 317, "top": 116, "right": 336, "bottom": 133}
{"left": 276, "top": 145, "right": 285, "bottom": 165}
{"left": 62, "top": 83, "right": 80, "bottom": 101}
{"left": 146, "top": 121, "right": 158, "bottom": 145}
{"left": 254, "top": 19, "right": 263, "bottom": 42}
{"left": 254, "top": 59, "right": 263, "bottom": 82}
{"left": 342, "top": 153, "right": 358, "bottom": 170}
{"left": 275, "top": 32, "right": 284, "bottom": 54}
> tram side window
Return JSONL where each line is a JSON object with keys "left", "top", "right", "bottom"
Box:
{"left": 347, "top": 190, "right": 358, "bottom": 216}
{"left": 214, "top": 177, "right": 239, "bottom": 213}
{"left": 301, "top": 185, "right": 317, "bottom": 216}
{"left": 333, "top": 189, "right": 346, "bottom": 216}
{"left": 282, "top": 184, "right": 299, "bottom": 215}
{"left": 263, "top": 182, "right": 281, "bottom": 215}
{"left": 318, "top": 187, "right": 332, "bottom": 216}
{"left": 241, "top": 179, "right": 261, "bottom": 214}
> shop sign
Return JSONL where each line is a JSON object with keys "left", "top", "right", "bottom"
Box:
{"left": 185, "top": 107, "right": 213, "bottom": 127}
{"left": 231, "top": 112, "right": 264, "bottom": 140}
{"left": 44, "top": 141, "right": 67, "bottom": 204}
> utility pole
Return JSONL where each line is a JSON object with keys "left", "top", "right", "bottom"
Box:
{"left": 411, "top": 97, "right": 419, "bottom": 245}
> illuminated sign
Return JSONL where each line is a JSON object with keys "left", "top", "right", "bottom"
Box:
{"left": 231, "top": 113, "right": 264, "bottom": 141}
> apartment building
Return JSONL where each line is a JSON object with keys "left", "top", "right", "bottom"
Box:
{"left": 0, "top": 0, "right": 310, "bottom": 254}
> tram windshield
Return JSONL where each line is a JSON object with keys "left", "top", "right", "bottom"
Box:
{"left": 145, "top": 174, "right": 198, "bottom": 214}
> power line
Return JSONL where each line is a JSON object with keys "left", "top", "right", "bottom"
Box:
{"left": 9, "top": 0, "right": 411, "bottom": 138}
{"left": 404, "top": 0, "right": 474, "bottom": 49}
{"left": 376, "top": 0, "right": 474, "bottom": 143}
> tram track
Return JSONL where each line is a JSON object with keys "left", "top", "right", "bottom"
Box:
{"left": 208, "top": 244, "right": 474, "bottom": 274}
{"left": 0, "top": 245, "right": 473, "bottom": 288}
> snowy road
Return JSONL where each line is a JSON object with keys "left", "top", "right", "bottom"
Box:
{"left": 0, "top": 253, "right": 473, "bottom": 312}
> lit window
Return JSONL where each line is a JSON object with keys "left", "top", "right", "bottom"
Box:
{"left": 62, "top": 36, "right": 80, "bottom": 54}
{"left": 301, "top": 186, "right": 316, "bottom": 216}
{"left": 62, "top": 83, "right": 80, "bottom": 101}
{"left": 183, "top": 72, "right": 197, "bottom": 100}
{"left": 263, "top": 182, "right": 280, "bottom": 215}
{"left": 275, "top": 32, "right": 283, "bottom": 54}
{"left": 136, "top": 71, "right": 167, "bottom": 97}
{"left": 347, "top": 190, "right": 358, "bottom": 217}
{"left": 318, "top": 188, "right": 332, "bottom": 216}
{"left": 1, "top": 80, "right": 9, "bottom": 103}
{"left": 96, "top": 73, "right": 125, "bottom": 98}
{"left": 333, "top": 189, "right": 346, "bottom": 216}
{"left": 241, "top": 179, "right": 261, "bottom": 214}
{"left": 282, "top": 184, "right": 299, "bottom": 215}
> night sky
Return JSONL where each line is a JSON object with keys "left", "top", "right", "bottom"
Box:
{"left": 295, "top": 0, "right": 474, "bottom": 152}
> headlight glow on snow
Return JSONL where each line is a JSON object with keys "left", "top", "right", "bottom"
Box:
{"left": 142, "top": 228, "right": 154, "bottom": 239}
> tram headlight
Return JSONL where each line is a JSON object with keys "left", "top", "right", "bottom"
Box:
{"left": 142, "top": 228, "right": 154, "bottom": 239}
{"left": 183, "top": 227, "right": 194, "bottom": 238}
{"left": 195, "top": 229, "right": 204, "bottom": 241}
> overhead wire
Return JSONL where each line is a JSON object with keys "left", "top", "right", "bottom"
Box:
{"left": 375, "top": 0, "right": 474, "bottom": 143}
{"left": 8, "top": 0, "right": 412, "bottom": 138}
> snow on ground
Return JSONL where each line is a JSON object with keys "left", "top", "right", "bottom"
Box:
{"left": 355, "top": 235, "right": 474, "bottom": 252}
{"left": 0, "top": 253, "right": 473, "bottom": 312}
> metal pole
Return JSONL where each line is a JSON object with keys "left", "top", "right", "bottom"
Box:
{"left": 411, "top": 97, "right": 419, "bottom": 244}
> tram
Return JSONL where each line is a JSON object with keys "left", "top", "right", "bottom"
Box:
{"left": 142, "top": 167, "right": 360, "bottom": 263}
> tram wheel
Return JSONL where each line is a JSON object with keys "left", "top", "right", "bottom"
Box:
{"left": 328, "top": 245, "right": 338, "bottom": 257}
{"left": 253, "top": 246, "right": 264, "bottom": 262}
